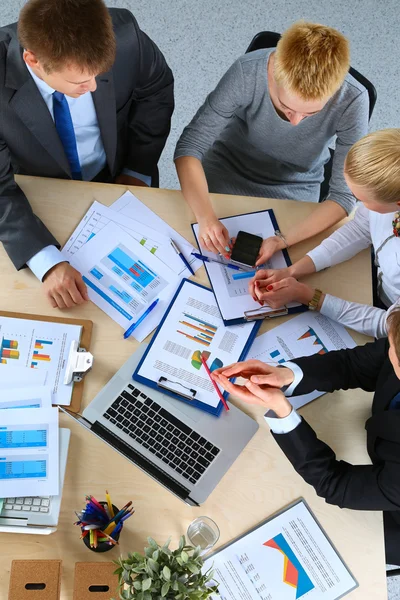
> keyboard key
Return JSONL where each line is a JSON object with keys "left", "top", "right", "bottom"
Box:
{"left": 154, "top": 414, "right": 162, "bottom": 423}
{"left": 181, "top": 471, "right": 191, "bottom": 479}
{"left": 22, "top": 506, "right": 31, "bottom": 511}
{"left": 192, "top": 471, "right": 202, "bottom": 481}
{"left": 197, "top": 456, "right": 209, "bottom": 468}
{"left": 123, "top": 427, "right": 130, "bottom": 434}
{"left": 144, "top": 398, "right": 153, "bottom": 407}
{"left": 190, "top": 450, "right": 199, "bottom": 460}
{"left": 143, "top": 425, "right": 151, "bottom": 434}
{"left": 185, "top": 438, "right": 194, "bottom": 447}
{"left": 13, "top": 505, "right": 22, "bottom": 511}
{"left": 166, "top": 424, "right": 174, "bottom": 432}
{"left": 132, "top": 388, "right": 140, "bottom": 397}
{"left": 160, "top": 448, "right": 168, "bottom": 456}
{"left": 40, "top": 507, "right": 49, "bottom": 513}
{"left": 181, "top": 453, "right": 190, "bottom": 462}
{"left": 141, "top": 405, "right": 149, "bottom": 414}
{"left": 198, "top": 437, "right": 207, "bottom": 446}
{"left": 149, "top": 446, "right": 157, "bottom": 454}
{"left": 189, "top": 477, "right": 197, "bottom": 484}
{"left": 16, "top": 498, "right": 24, "bottom": 505}
{"left": 104, "top": 414, "right": 111, "bottom": 420}
{"left": 154, "top": 442, "right": 162, "bottom": 451}
{"left": 160, "top": 419, "right": 168, "bottom": 427}
{"left": 186, "top": 466, "right": 194, "bottom": 475}
{"left": 41, "top": 499, "right": 49, "bottom": 507}
{"left": 178, "top": 441, "right": 186, "bottom": 450}
{"left": 107, "top": 408, "right": 117, "bottom": 418}
{"left": 211, "top": 447, "right": 220, "bottom": 456}
{"left": 204, "top": 442, "right": 213, "bottom": 452}
{"left": 153, "top": 423, "right": 161, "bottom": 431}
{"left": 142, "top": 433, "right": 150, "bottom": 442}
{"left": 142, "top": 442, "right": 150, "bottom": 449}
{"left": 188, "top": 458, "right": 196, "bottom": 467}
{"left": 176, "top": 467, "right": 183, "bottom": 475}
{"left": 24, "top": 498, "right": 33, "bottom": 505}
{"left": 159, "top": 408, "right": 191, "bottom": 435}
{"left": 179, "top": 432, "right": 186, "bottom": 441}
{"left": 155, "top": 434, "right": 163, "bottom": 443}
{"left": 31, "top": 506, "right": 40, "bottom": 512}
{"left": 173, "top": 428, "right": 181, "bottom": 437}
{"left": 166, "top": 452, "right": 175, "bottom": 461}
{"left": 133, "top": 408, "right": 141, "bottom": 417}
{"left": 121, "top": 399, "right": 129, "bottom": 408}
{"left": 110, "top": 417, "right": 117, "bottom": 425}
{"left": 4, "top": 504, "right": 13, "bottom": 510}
{"left": 165, "top": 432, "right": 172, "bottom": 440}
{"left": 161, "top": 456, "right": 170, "bottom": 464}
{"left": 190, "top": 431, "right": 200, "bottom": 441}
{"left": 122, "top": 418, "right": 130, "bottom": 427}
{"left": 171, "top": 436, "right": 179, "bottom": 446}
{"left": 140, "top": 393, "right": 147, "bottom": 400}
{"left": 145, "top": 417, "right": 154, "bottom": 426}
{"left": 6, "top": 498, "right": 15, "bottom": 504}
{"left": 33, "top": 498, "right": 41, "bottom": 506}
{"left": 128, "top": 384, "right": 134, "bottom": 390}
{"left": 116, "top": 415, "right": 124, "bottom": 423}
{"left": 175, "top": 448, "right": 183, "bottom": 457}
{"left": 205, "top": 452, "right": 214, "bottom": 462}
{"left": 148, "top": 409, "right": 156, "bottom": 418}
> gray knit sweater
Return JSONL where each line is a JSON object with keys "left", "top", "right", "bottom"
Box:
{"left": 174, "top": 49, "right": 369, "bottom": 214}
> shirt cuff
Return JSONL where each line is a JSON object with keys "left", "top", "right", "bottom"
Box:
{"left": 122, "top": 168, "right": 152, "bottom": 187}
{"left": 282, "top": 361, "right": 304, "bottom": 396}
{"left": 26, "top": 245, "right": 66, "bottom": 281}
{"left": 306, "top": 246, "right": 332, "bottom": 272}
{"left": 264, "top": 407, "right": 302, "bottom": 434}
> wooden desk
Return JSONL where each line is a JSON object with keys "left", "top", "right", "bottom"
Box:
{"left": 0, "top": 176, "right": 386, "bottom": 599}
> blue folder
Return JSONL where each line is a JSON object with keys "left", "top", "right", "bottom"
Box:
{"left": 132, "top": 279, "right": 261, "bottom": 416}
{"left": 191, "top": 208, "right": 307, "bottom": 326}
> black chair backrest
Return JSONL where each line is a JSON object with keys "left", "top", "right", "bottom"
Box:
{"left": 246, "top": 31, "right": 377, "bottom": 120}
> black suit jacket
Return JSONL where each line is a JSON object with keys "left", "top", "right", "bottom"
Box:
{"left": 272, "top": 338, "right": 400, "bottom": 563}
{"left": 0, "top": 9, "right": 174, "bottom": 269}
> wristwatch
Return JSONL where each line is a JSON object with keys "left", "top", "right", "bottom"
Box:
{"left": 308, "top": 288, "right": 323, "bottom": 311}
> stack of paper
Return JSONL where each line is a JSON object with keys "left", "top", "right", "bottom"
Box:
{"left": 0, "top": 387, "right": 59, "bottom": 502}
{"left": 62, "top": 191, "right": 202, "bottom": 341}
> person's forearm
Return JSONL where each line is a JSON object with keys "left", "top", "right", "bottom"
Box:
{"left": 175, "top": 156, "right": 216, "bottom": 222}
{"left": 284, "top": 200, "right": 347, "bottom": 248}
{"left": 288, "top": 255, "right": 317, "bottom": 279}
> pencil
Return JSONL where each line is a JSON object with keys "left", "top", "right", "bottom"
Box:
{"left": 105, "top": 490, "right": 114, "bottom": 518}
{"left": 201, "top": 354, "right": 229, "bottom": 411}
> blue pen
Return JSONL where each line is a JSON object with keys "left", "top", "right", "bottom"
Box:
{"left": 170, "top": 239, "right": 195, "bottom": 275}
{"left": 123, "top": 298, "right": 160, "bottom": 339}
{"left": 191, "top": 252, "right": 242, "bottom": 271}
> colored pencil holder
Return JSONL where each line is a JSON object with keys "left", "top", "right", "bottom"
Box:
{"left": 82, "top": 503, "right": 122, "bottom": 553}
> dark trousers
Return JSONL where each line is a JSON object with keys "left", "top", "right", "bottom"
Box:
{"left": 91, "top": 164, "right": 160, "bottom": 187}
{"left": 384, "top": 512, "right": 400, "bottom": 565}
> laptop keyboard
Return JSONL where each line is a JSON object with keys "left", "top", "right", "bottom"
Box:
{"left": 4, "top": 497, "right": 51, "bottom": 513}
{"left": 104, "top": 383, "right": 220, "bottom": 485}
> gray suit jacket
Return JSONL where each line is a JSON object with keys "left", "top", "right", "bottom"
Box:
{"left": 0, "top": 8, "right": 174, "bottom": 269}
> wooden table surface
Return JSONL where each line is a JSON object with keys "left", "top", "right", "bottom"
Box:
{"left": 0, "top": 176, "right": 387, "bottom": 599}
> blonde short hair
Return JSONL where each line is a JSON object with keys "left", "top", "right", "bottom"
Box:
{"left": 274, "top": 21, "right": 350, "bottom": 101}
{"left": 345, "top": 129, "right": 400, "bottom": 204}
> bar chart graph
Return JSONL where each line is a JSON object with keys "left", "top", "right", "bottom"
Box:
{"left": 0, "top": 338, "right": 20, "bottom": 364}
{"left": 177, "top": 313, "right": 218, "bottom": 347}
{"left": 31, "top": 339, "right": 53, "bottom": 368}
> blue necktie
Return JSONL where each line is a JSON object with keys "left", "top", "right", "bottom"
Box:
{"left": 52, "top": 91, "right": 82, "bottom": 180}
{"left": 389, "top": 391, "right": 400, "bottom": 410}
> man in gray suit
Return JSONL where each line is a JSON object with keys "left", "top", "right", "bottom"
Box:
{"left": 0, "top": 0, "right": 174, "bottom": 308}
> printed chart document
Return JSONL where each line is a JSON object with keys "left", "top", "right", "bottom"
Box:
{"left": 69, "top": 222, "right": 180, "bottom": 341}
{"left": 62, "top": 200, "right": 183, "bottom": 275}
{"left": 111, "top": 191, "right": 202, "bottom": 276}
{"left": 0, "top": 317, "right": 82, "bottom": 406}
{"left": 247, "top": 312, "right": 356, "bottom": 410}
{"left": 0, "top": 407, "right": 59, "bottom": 497}
{"left": 0, "top": 367, "right": 47, "bottom": 390}
{"left": 134, "top": 280, "right": 257, "bottom": 413}
{"left": 0, "top": 386, "right": 52, "bottom": 410}
{"left": 192, "top": 211, "right": 302, "bottom": 324}
{"left": 204, "top": 499, "right": 357, "bottom": 600}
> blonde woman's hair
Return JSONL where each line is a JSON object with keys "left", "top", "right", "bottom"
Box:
{"left": 345, "top": 129, "right": 400, "bottom": 204}
{"left": 274, "top": 21, "right": 350, "bottom": 101}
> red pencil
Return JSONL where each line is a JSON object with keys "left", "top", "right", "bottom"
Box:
{"left": 201, "top": 354, "right": 229, "bottom": 411}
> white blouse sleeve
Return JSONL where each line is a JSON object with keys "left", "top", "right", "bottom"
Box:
{"left": 307, "top": 204, "right": 372, "bottom": 272}
{"left": 320, "top": 294, "right": 400, "bottom": 338}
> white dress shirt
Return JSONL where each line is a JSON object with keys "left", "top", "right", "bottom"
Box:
{"left": 307, "top": 204, "right": 400, "bottom": 338}
{"left": 25, "top": 64, "right": 150, "bottom": 281}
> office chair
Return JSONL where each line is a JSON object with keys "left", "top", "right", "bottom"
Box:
{"left": 245, "top": 31, "right": 377, "bottom": 200}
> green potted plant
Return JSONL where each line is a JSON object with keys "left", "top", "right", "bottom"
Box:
{"left": 114, "top": 535, "right": 219, "bottom": 600}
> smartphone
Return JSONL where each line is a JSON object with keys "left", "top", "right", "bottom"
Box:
{"left": 230, "top": 231, "right": 263, "bottom": 268}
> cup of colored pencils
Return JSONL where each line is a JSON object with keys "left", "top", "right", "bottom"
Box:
{"left": 75, "top": 491, "right": 134, "bottom": 553}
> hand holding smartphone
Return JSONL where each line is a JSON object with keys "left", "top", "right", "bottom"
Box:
{"left": 229, "top": 231, "right": 263, "bottom": 268}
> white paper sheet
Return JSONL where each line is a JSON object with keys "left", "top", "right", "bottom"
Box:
{"left": 69, "top": 221, "right": 180, "bottom": 341}
{"left": 247, "top": 312, "right": 356, "bottom": 410}
{"left": 135, "top": 280, "right": 256, "bottom": 409}
{"left": 62, "top": 200, "right": 185, "bottom": 275}
{"left": 0, "top": 386, "right": 52, "bottom": 410}
{"left": 204, "top": 499, "right": 357, "bottom": 600}
{"left": 192, "top": 211, "right": 302, "bottom": 322}
{"left": 0, "top": 367, "right": 47, "bottom": 390}
{"left": 0, "top": 319, "right": 82, "bottom": 406}
{"left": 111, "top": 191, "right": 202, "bottom": 276}
{"left": 0, "top": 407, "right": 59, "bottom": 497}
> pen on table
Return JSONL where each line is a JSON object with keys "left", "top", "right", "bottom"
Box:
{"left": 170, "top": 239, "right": 195, "bottom": 275}
{"left": 191, "top": 252, "right": 242, "bottom": 271}
{"left": 200, "top": 354, "right": 229, "bottom": 411}
{"left": 123, "top": 298, "right": 159, "bottom": 339}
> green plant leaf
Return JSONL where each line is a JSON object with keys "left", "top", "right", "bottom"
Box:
{"left": 141, "top": 578, "right": 152, "bottom": 591}
{"left": 147, "top": 557, "right": 159, "bottom": 573}
{"left": 181, "top": 551, "right": 189, "bottom": 563}
{"left": 161, "top": 582, "right": 170, "bottom": 597}
{"left": 133, "top": 580, "right": 142, "bottom": 591}
{"left": 162, "top": 565, "right": 171, "bottom": 581}
{"left": 147, "top": 536, "right": 159, "bottom": 548}
{"left": 152, "top": 549, "right": 160, "bottom": 561}
{"left": 187, "top": 564, "right": 200, "bottom": 575}
{"left": 178, "top": 535, "right": 185, "bottom": 551}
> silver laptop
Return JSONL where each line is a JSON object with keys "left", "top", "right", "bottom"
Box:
{"left": 61, "top": 344, "right": 258, "bottom": 505}
{"left": 0, "top": 428, "right": 71, "bottom": 534}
